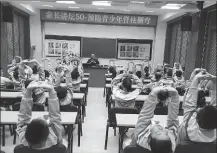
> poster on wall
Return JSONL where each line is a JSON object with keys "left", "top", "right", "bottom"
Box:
{"left": 118, "top": 43, "right": 151, "bottom": 60}
{"left": 45, "top": 39, "right": 80, "bottom": 57}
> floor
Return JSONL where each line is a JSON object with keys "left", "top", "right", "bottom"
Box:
{"left": 1, "top": 88, "right": 119, "bottom": 153}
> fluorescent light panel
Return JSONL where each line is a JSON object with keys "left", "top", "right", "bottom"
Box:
{"left": 121, "top": 9, "right": 131, "bottom": 11}
{"left": 42, "top": 5, "right": 54, "bottom": 7}
{"left": 130, "top": 1, "right": 145, "bottom": 4}
{"left": 161, "top": 3, "right": 186, "bottom": 9}
{"left": 92, "top": 1, "right": 111, "bottom": 6}
{"left": 69, "top": 6, "right": 80, "bottom": 9}
{"left": 56, "top": 1, "right": 76, "bottom": 4}
{"left": 20, "top": 4, "right": 34, "bottom": 12}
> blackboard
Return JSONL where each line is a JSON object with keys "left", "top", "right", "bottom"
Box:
{"left": 82, "top": 37, "right": 116, "bottom": 58}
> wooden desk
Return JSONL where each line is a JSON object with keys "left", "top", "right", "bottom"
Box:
{"left": 0, "top": 111, "right": 77, "bottom": 153}
{"left": 60, "top": 83, "right": 87, "bottom": 88}
{"left": 83, "top": 73, "right": 90, "bottom": 77}
{"left": 116, "top": 114, "right": 183, "bottom": 153}
{"left": 83, "top": 77, "right": 89, "bottom": 81}
{"left": 106, "top": 84, "right": 139, "bottom": 89}
{"left": 111, "top": 95, "right": 148, "bottom": 102}
{"left": 84, "top": 67, "right": 107, "bottom": 87}
{"left": 116, "top": 114, "right": 183, "bottom": 127}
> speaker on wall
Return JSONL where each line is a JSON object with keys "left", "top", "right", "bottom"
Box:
{"left": 181, "top": 15, "right": 192, "bottom": 31}
{"left": 2, "top": 5, "right": 14, "bottom": 22}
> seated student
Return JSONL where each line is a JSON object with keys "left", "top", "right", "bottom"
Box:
{"left": 70, "top": 67, "right": 83, "bottom": 92}
{"left": 127, "top": 86, "right": 180, "bottom": 153}
{"left": 64, "top": 58, "right": 83, "bottom": 92}
{"left": 26, "top": 59, "right": 45, "bottom": 80}
{"left": 144, "top": 66, "right": 150, "bottom": 79}
{"left": 54, "top": 86, "right": 76, "bottom": 111}
{"left": 176, "top": 70, "right": 216, "bottom": 145}
{"left": 173, "top": 70, "right": 186, "bottom": 96}
{"left": 16, "top": 81, "right": 64, "bottom": 150}
{"left": 0, "top": 68, "right": 13, "bottom": 89}
{"left": 24, "top": 80, "right": 46, "bottom": 105}
{"left": 111, "top": 73, "right": 143, "bottom": 108}
{"left": 172, "top": 62, "right": 183, "bottom": 76}
{"left": 30, "top": 65, "right": 40, "bottom": 81}
{"left": 107, "top": 66, "right": 117, "bottom": 79}
{"left": 44, "top": 70, "right": 53, "bottom": 85}
{"left": 159, "top": 69, "right": 174, "bottom": 86}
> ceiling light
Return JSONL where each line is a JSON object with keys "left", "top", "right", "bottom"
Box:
{"left": 92, "top": 1, "right": 111, "bottom": 6}
{"left": 69, "top": 6, "right": 80, "bottom": 9}
{"left": 56, "top": 1, "right": 76, "bottom": 4}
{"left": 20, "top": 4, "right": 34, "bottom": 12}
{"left": 42, "top": 5, "right": 54, "bottom": 7}
{"left": 146, "top": 11, "right": 154, "bottom": 12}
{"left": 31, "top": 1, "right": 40, "bottom": 2}
{"left": 161, "top": 3, "right": 186, "bottom": 10}
{"left": 121, "top": 9, "right": 131, "bottom": 12}
{"left": 130, "top": 1, "right": 145, "bottom": 4}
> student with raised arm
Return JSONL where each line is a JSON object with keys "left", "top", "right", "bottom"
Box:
{"left": 16, "top": 81, "right": 64, "bottom": 150}
{"left": 176, "top": 71, "right": 217, "bottom": 145}
{"left": 129, "top": 86, "right": 180, "bottom": 153}
{"left": 111, "top": 72, "right": 143, "bottom": 108}
{"left": 63, "top": 57, "right": 84, "bottom": 92}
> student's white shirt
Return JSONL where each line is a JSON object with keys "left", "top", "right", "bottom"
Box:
{"left": 0, "top": 76, "right": 12, "bottom": 86}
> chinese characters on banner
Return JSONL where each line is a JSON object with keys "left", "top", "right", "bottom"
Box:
{"left": 41, "top": 10, "right": 158, "bottom": 27}
{"left": 118, "top": 43, "right": 151, "bottom": 60}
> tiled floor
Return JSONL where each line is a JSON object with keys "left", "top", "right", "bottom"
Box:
{"left": 1, "top": 88, "right": 119, "bottom": 153}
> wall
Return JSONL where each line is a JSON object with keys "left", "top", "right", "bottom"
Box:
{"left": 30, "top": 11, "right": 167, "bottom": 71}
{"left": 30, "top": 10, "right": 42, "bottom": 60}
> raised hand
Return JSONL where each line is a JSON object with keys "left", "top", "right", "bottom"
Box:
{"left": 194, "top": 71, "right": 212, "bottom": 81}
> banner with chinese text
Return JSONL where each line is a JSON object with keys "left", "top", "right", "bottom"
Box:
{"left": 41, "top": 10, "right": 157, "bottom": 27}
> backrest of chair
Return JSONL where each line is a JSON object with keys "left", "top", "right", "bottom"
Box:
{"left": 12, "top": 102, "right": 45, "bottom": 111}
{"left": 14, "top": 144, "right": 67, "bottom": 153}
{"left": 124, "top": 145, "right": 153, "bottom": 153}
{"left": 32, "top": 103, "right": 45, "bottom": 111}
{"left": 175, "top": 143, "right": 216, "bottom": 153}
{"left": 154, "top": 106, "right": 168, "bottom": 115}
{"left": 60, "top": 105, "right": 78, "bottom": 112}
{"left": 12, "top": 102, "right": 21, "bottom": 111}
{"left": 108, "top": 107, "right": 139, "bottom": 125}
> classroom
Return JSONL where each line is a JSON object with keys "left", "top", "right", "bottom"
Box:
{"left": 0, "top": 1, "right": 216, "bottom": 153}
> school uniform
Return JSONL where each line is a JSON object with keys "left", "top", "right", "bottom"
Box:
{"left": 124, "top": 90, "right": 180, "bottom": 152}
{"left": 16, "top": 89, "right": 64, "bottom": 149}
{"left": 111, "top": 74, "right": 143, "bottom": 108}
{"left": 176, "top": 87, "right": 216, "bottom": 145}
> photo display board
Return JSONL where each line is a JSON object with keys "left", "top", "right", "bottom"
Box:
{"left": 45, "top": 40, "right": 80, "bottom": 57}
{"left": 117, "top": 39, "right": 153, "bottom": 60}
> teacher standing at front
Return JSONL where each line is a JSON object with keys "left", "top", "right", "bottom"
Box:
{"left": 87, "top": 54, "right": 100, "bottom": 66}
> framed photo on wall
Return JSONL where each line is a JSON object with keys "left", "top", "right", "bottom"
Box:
{"left": 117, "top": 39, "right": 153, "bottom": 60}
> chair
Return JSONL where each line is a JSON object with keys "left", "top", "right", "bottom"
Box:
{"left": 12, "top": 102, "right": 45, "bottom": 112}
{"left": 154, "top": 106, "right": 168, "bottom": 115}
{"left": 124, "top": 145, "right": 153, "bottom": 153}
{"left": 12, "top": 102, "right": 45, "bottom": 145}
{"left": 60, "top": 104, "right": 83, "bottom": 147}
{"left": 14, "top": 144, "right": 67, "bottom": 153}
{"left": 104, "top": 107, "right": 139, "bottom": 150}
{"left": 175, "top": 143, "right": 216, "bottom": 153}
